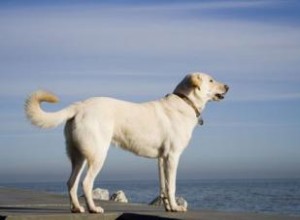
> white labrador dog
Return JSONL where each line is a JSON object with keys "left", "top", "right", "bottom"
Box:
{"left": 25, "top": 72, "right": 228, "bottom": 213}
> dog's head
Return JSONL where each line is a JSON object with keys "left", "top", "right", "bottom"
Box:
{"left": 174, "top": 72, "right": 229, "bottom": 104}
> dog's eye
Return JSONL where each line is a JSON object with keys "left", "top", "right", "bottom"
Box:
{"left": 209, "top": 79, "right": 213, "bottom": 83}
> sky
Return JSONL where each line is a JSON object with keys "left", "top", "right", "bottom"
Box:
{"left": 0, "top": 0, "right": 300, "bottom": 183}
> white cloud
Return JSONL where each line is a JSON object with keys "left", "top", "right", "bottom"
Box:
{"left": 1, "top": 3, "right": 299, "bottom": 59}
{"left": 0, "top": 1, "right": 299, "bottom": 114}
{"left": 1, "top": 3, "right": 300, "bottom": 105}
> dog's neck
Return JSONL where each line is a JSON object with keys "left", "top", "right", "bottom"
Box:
{"left": 172, "top": 92, "right": 201, "bottom": 118}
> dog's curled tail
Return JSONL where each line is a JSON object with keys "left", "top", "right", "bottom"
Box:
{"left": 25, "top": 90, "right": 76, "bottom": 128}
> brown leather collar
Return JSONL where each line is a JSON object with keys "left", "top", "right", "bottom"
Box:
{"left": 172, "top": 92, "right": 201, "bottom": 118}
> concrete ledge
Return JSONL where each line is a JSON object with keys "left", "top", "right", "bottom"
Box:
{"left": 1, "top": 187, "right": 299, "bottom": 220}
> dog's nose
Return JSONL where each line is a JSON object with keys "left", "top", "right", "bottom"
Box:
{"left": 224, "top": 85, "right": 229, "bottom": 92}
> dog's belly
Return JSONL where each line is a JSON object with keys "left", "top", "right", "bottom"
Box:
{"left": 112, "top": 129, "right": 164, "bottom": 158}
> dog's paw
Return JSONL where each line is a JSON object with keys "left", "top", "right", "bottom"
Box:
{"left": 89, "top": 206, "right": 104, "bottom": 214}
{"left": 170, "top": 205, "right": 187, "bottom": 212}
{"left": 71, "top": 206, "right": 85, "bottom": 213}
{"left": 163, "top": 198, "right": 171, "bottom": 212}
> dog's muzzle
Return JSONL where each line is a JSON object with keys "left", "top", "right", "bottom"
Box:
{"left": 214, "top": 84, "right": 229, "bottom": 100}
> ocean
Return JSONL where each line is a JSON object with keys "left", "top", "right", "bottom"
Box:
{"left": 1, "top": 179, "right": 300, "bottom": 216}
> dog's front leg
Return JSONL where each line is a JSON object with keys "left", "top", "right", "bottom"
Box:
{"left": 164, "top": 153, "right": 187, "bottom": 212}
{"left": 158, "top": 157, "right": 171, "bottom": 211}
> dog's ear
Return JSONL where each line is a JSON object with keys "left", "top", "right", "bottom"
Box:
{"left": 188, "top": 74, "right": 201, "bottom": 90}
{"left": 174, "top": 73, "right": 202, "bottom": 93}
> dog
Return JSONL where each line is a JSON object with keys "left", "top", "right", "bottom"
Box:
{"left": 25, "top": 72, "right": 229, "bottom": 213}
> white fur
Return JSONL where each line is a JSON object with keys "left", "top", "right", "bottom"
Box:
{"left": 25, "top": 72, "right": 228, "bottom": 213}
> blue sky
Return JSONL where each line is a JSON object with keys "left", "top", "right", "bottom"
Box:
{"left": 0, "top": 0, "right": 300, "bottom": 182}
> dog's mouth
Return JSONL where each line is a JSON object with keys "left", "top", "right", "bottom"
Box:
{"left": 215, "top": 93, "right": 224, "bottom": 100}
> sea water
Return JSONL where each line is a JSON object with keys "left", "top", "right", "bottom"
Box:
{"left": 1, "top": 179, "right": 300, "bottom": 216}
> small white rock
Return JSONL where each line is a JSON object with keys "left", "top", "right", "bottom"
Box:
{"left": 92, "top": 188, "right": 109, "bottom": 200}
{"left": 176, "top": 197, "right": 188, "bottom": 209}
{"left": 110, "top": 190, "right": 128, "bottom": 203}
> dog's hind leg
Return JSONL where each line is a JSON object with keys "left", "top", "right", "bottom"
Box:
{"left": 67, "top": 151, "right": 86, "bottom": 213}
{"left": 82, "top": 140, "right": 109, "bottom": 214}
{"left": 65, "top": 119, "right": 86, "bottom": 213}
{"left": 83, "top": 153, "right": 107, "bottom": 213}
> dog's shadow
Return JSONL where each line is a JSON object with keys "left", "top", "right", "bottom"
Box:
{"left": 117, "top": 213, "right": 180, "bottom": 220}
